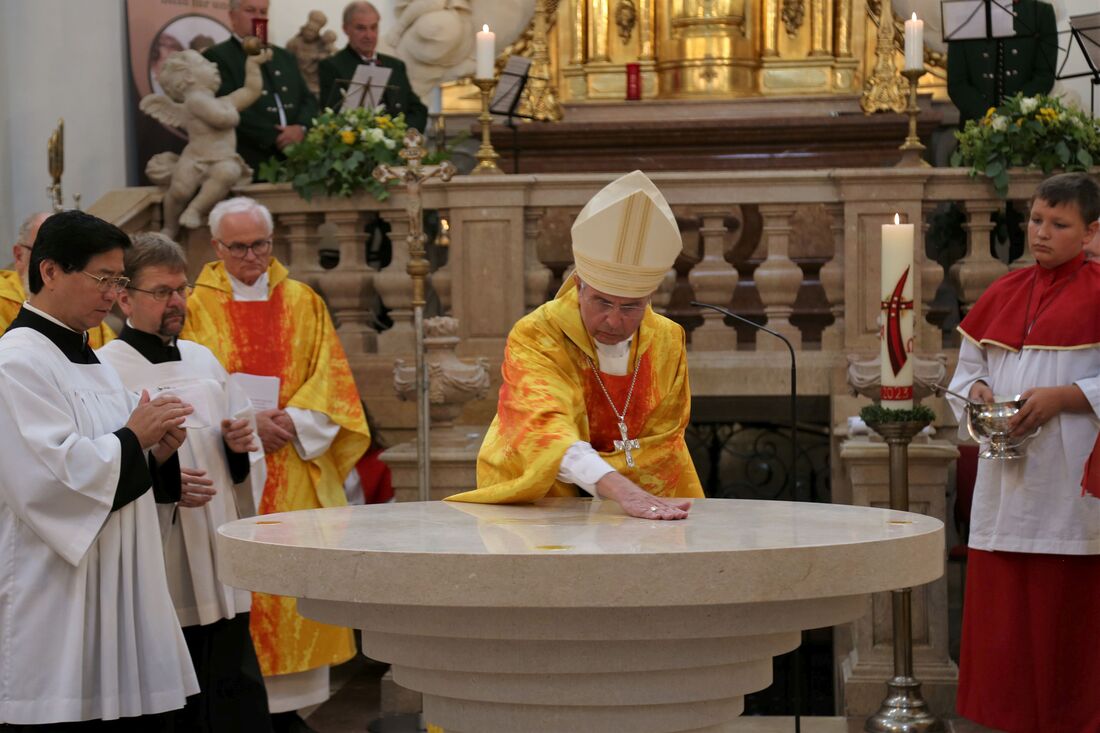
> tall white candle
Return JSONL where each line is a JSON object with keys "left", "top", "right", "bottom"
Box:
{"left": 476, "top": 24, "right": 496, "bottom": 80}
{"left": 429, "top": 87, "right": 442, "bottom": 116}
{"left": 880, "top": 213, "right": 915, "bottom": 409}
{"left": 904, "top": 13, "right": 924, "bottom": 71}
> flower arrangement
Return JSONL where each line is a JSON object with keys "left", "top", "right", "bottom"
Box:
{"left": 258, "top": 106, "right": 411, "bottom": 200}
{"left": 951, "top": 93, "right": 1100, "bottom": 197}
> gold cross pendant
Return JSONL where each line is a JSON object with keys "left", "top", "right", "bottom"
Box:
{"left": 613, "top": 421, "right": 641, "bottom": 468}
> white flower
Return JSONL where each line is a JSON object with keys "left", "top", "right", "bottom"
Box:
{"left": 367, "top": 127, "right": 385, "bottom": 144}
{"left": 382, "top": 137, "right": 396, "bottom": 150}
{"left": 991, "top": 115, "right": 1008, "bottom": 132}
{"left": 1019, "top": 96, "right": 1039, "bottom": 114}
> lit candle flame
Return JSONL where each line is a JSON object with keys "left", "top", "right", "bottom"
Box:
{"left": 483, "top": 24, "right": 489, "bottom": 32}
{"left": 894, "top": 213, "right": 900, "bottom": 225}
{"left": 911, "top": 12, "right": 917, "bottom": 20}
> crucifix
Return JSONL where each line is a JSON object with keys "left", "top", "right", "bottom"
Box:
{"left": 614, "top": 422, "right": 641, "bottom": 468}
{"left": 373, "top": 130, "right": 457, "bottom": 502}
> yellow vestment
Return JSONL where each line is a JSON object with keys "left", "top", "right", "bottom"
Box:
{"left": 0, "top": 270, "right": 115, "bottom": 347}
{"left": 449, "top": 277, "right": 703, "bottom": 505}
{"left": 182, "top": 258, "right": 369, "bottom": 677}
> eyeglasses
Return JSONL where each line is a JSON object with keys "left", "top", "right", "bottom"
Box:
{"left": 80, "top": 270, "right": 131, "bottom": 293}
{"left": 216, "top": 238, "right": 273, "bottom": 259}
{"left": 128, "top": 283, "right": 193, "bottom": 302}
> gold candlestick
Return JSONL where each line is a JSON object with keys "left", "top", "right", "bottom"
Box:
{"left": 472, "top": 78, "right": 502, "bottom": 176}
{"left": 896, "top": 68, "right": 930, "bottom": 168}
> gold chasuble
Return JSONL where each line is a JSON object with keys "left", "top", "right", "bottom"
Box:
{"left": 0, "top": 269, "right": 115, "bottom": 346}
{"left": 450, "top": 277, "right": 703, "bottom": 505}
{"left": 182, "top": 258, "right": 369, "bottom": 677}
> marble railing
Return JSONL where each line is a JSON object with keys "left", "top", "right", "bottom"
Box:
{"left": 90, "top": 167, "right": 1060, "bottom": 435}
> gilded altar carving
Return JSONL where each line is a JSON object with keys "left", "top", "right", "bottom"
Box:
{"left": 615, "top": 0, "right": 638, "bottom": 43}
{"left": 782, "top": 0, "right": 805, "bottom": 38}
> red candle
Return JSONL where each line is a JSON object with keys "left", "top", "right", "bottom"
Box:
{"left": 251, "top": 18, "right": 268, "bottom": 43}
{"left": 626, "top": 63, "right": 641, "bottom": 101}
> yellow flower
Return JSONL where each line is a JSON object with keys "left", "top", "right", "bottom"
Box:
{"left": 985, "top": 106, "right": 996, "bottom": 119}
{"left": 1015, "top": 119, "right": 1024, "bottom": 127}
{"left": 377, "top": 115, "right": 393, "bottom": 130}
{"left": 340, "top": 129, "right": 357, "bottom": 145}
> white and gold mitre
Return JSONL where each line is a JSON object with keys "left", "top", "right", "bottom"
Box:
{"left": 571, "top": 170, "right": 681, "bottom": 298}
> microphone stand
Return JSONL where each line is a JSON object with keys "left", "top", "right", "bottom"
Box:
{"left": 691, "top": 301, "right": 802, "bottom": 733}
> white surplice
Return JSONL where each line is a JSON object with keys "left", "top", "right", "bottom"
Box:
{"left": 97, "top": 338, "right": 267, "bottom": 628}
{"left": 0, "top": 328, "right": 198, "bottom": 725}
{"left": 948, "top": 338, "right": 1100, "bottom": 555}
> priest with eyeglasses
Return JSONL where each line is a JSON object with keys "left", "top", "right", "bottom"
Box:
{"left": 0, "top": 211, "right": 197, "bottom": 730}
{"left": 96, "top": 232, "right": 272, "bottom": 733}
{"left": 182, "top": 197, "right": 370, "bottom": 732}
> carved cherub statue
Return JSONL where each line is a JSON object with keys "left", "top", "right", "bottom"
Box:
{"left": 140, "top": 48, "right": 271, "bottom": 237}
{"left": 287, "top": 10, "right": 337, "bottom": 95}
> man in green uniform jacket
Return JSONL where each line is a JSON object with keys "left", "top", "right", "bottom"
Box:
{"left": 203, "top": 0, "right": 319, "bottom": 178}
{"left": 318, "top": 2, "right": 428, "bottom": 132}
{"left": 947, "top": 0, "right": 1058, "bottom": 124}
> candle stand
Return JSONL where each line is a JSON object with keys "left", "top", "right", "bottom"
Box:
{"left": 471, "top": 78, "right": 502, "bottom": 176}
{"left": 896, "top": 68, "right": 930, "bottom": 169}
{"left": 862, "top": 418, "right": 945, "bottom": 733}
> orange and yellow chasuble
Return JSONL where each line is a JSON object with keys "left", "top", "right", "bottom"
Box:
{"left": 0, "top": 269, "right": 115, "bottom": 346}
{"left": 182, "top": 258, "right": 370, "bottom": 677}
{"left": 449, "top": 277, "right": 703, "bottom": 505}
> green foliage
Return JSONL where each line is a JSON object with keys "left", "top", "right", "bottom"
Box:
{"left": 950, "top": 93, "right": 1100, "bottom": 198}
{"left": 259, "top": 106, "right": 452, "bottom": 201}
{"left": 860, "top": 403, "right": 936, "bottom": 425}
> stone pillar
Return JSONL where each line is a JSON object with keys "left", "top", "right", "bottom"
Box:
{"left": 819, "top": 203, "right": 845, "bottom": 351}
{"left": 837, "top": 435, "right": 959, "bottom": 718}
{"left": 279, "top": 212, "right": 321, "bottom": 290}
{"left": 688, "top": 211, "right": 738, "bottom": 351}
{"left": 431, "top": 211, "right": 453, "bottom": 316}
{"left": 523, "top": 207, "right": 552, "bottom": 312}
{"left": 950, "top": 200, "right": 1006, "bottom": 314}
{"left": 319, "top": 210, "right": 377, "bottom": 354}
{"left": 919, "top": 202, "right": 943, "bottom": 352}
{"left": 754, "top": 204, "right": 803, "bottom": 350}
{"left": 1009, "top": 200, "right": 1035, "bottom": 272}
{"left": 374, "top": 210, "right": 415, "bottom": 354}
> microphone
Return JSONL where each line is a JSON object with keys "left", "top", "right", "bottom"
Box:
{"left": 691, "top": 300, "right": 802, "bottom": 733}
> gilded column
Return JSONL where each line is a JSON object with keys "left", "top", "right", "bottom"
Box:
{"left": 811, "top": 0, "right": 831, "bottom": 56}
{"left": 590, "top": 0, "right": 611, "bottom": 62}
{"left": 762, "top": 0, "right": 780, "bottom": 56}
{"left": 754, "top": 204, "right": 804, "bottom": 350}
{"left": 834, "top": 0, "right": 852, "bottom": 56}
{"left": 571, "top": 0, "right": 587, "bottom": 64}
{"left": 639, "top": 0, "right": 656, "bottom": 60}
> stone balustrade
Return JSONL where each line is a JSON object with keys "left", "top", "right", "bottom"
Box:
{"left": 89, "top": 167, "right": 1062, "bottom": 436}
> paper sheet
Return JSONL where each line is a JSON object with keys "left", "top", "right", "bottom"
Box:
{"left": 153, "top": 382, "right": 213, "bottom": 430}
{"left": 228, "top": 373, "right": 281, "bottom": 413}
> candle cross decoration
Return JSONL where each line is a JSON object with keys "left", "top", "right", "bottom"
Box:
{"left": 880, "top": 213, "right": 915, "bottom": 409}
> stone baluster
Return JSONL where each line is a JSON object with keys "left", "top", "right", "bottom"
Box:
{"left": 688, "top": 211, "right": 739, "bottom": 351}
{"left": 949, "top": 200, "right": 1007, "bottom": 313}
{"left": 754, "top": 204, "right": 804, "bottom": 350}
{"left": 1009, "top": 200, "right": 1035, "bottom": 272}
{"left": 374, "top": 210, "right": 416, "bottom": 353}
{"left": 523, "top": 207, "right": 552, "bottom": 312}
{"left": 919, "top": 202, "right": 943, "bottom": 351}
{"left": 819, "top": 203, "right": 845, "bottom": 351}
{"left": 320, "top": 210, "right": 377, "bottom": 354}
{"left": 279, "top": 212, "right": 322, "bottom": 291}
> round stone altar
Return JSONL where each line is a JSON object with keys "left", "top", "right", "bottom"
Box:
{"left": 218, "top": 498, "right": 943, "bottom": 733}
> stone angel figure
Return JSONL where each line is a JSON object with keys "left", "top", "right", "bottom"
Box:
{"left": 287, "top": 10, "right": 338, "bottom": 95}
{"left": 140, "top": 48, "right": 271, "bottom": 237}
{"left": 385, "top": 0, "right": 535, "bottom": 97}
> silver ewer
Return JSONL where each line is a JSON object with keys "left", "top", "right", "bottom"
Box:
{"left": 965, "top": 396, "right": 1039, "bottom": 460}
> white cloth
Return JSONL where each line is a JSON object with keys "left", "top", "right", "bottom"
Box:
{"left": 0, "top": 328, "right": 198, "bottom": 724}
{"left": 227, "top": 271, "right": 340, "bottom": 461}
{"left": 264, "top": 667, "right": 329, "bottom": 714}
{"left": 556, "top": 337, "right": 632, "bottom": 496}
{"left": 97, "top": 338, "right": 268, "bottom": 627}
{"left": 947, "top": 337, "right": 1100, "bottom": 555}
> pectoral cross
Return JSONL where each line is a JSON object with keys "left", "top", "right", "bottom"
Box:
{"left": 614, "top": 421, "right": 641, "bottom": 468}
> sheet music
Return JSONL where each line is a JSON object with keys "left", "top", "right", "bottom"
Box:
{"left": 490, "top": 56, "right": 533, "bottom": 114}
{"left": 1070, "top": 12, "right": 1100, "bottom": 72}
{"left": 339, "top": 64, "right": 393, "bottom": 111}
{"left": 942, "top": 0, "right": 1014, "bottom": 41}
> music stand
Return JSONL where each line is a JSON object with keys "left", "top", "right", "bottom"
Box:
{"left": 1059, "top": 13, "right": 1100, "bottom": 116}
{"left": 487, "top": 56, "right": 553, "bottom": 173}
{"left": 942, "top": 0, "right": 1014, "bottom": 41}
{"left": 338, "top": 64, "right": 394, "bottom": 112}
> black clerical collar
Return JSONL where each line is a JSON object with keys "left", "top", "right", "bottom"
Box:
{"left": 119, "top": 324, "right": 181, "bottom": 364}
{"left": 6, "top": 306, "right": 98, "bottom": 364}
